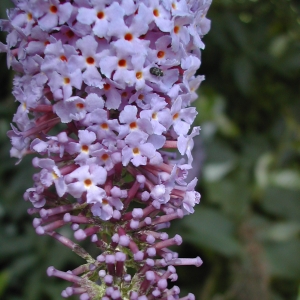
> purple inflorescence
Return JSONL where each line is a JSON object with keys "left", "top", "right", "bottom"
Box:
{"left": 1, "top": 0, "right": 212, "bottom": 299}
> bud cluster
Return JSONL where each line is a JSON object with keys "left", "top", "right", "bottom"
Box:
{"left": 1, "top": 0, "right": 212, "bottom": 299}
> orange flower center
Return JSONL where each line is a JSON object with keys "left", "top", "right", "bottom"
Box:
{"left": 133, "top": 147, "right": 140, "bottom": 154}
{"left": 136, "top": 72, "right": 143, "bottom": 79}
{"left": 64, "top": 77, "right": 70, "bottom": 84}
{"left": 52, "top": 171, "right": 58, "bottom": 180}
{"left": 27, "top": 13, "right": 33, "bottom": 21}
{"left": 118, "top": 59, "right": 127, "bottom": 67}
{"left": 101, "top": 154, "right": 109, "bottom": 161}
{"left": 50, "top": 5, "right": 58, "bottom": 13}
{"left": 173, "top": 112, "right": 179, "bottom": 120}
{"left": 174, "top": 26, "right": 180, "bottom": 34}
{"left": 84, "top": 179, "right": 92, "bottom": 187}
{"left": 130, "top": 122, "right": 137, "bottom": 129}
{"left": 153, "top": 9, "right": 159, "bottom": 17}
{"left": 60, "top": 55, "right": 67, "bottom": 62}
{"left": 104, "top": 83, "right": 110, "bottom": 90}
{"left": 81, "top": 145, "right": 89, "bottom": 152}
{"left": 157, "top": 51, "right": 165, "bottom": 59}
{"left": 86, "top": 57, "right": 95, "bottom": 65}
{"left": 124, "top": 33, "right": 133, "bottom": 41}
{"left": 97, "top": 11, "right": 105, "bottom": 19}
{"left": 101, "top": 123, "right": 109, "bottom": 129}
{"left": 76, "top": 103, "right": 84, "bottom": 109}
{"left": 66, "top": 30, "right": 75, "bottom": 38}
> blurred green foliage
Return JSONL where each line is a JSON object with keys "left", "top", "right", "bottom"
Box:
{"left": 1, "top": 0, "right": 300, "bottom": 299}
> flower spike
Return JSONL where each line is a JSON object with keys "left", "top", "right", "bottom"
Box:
{"left": 1, "top": 0, "right": 212, "bottom": 299}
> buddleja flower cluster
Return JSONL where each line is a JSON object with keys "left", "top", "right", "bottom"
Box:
{"left": 1, "top": 0, "right": 211, "bottom": 299}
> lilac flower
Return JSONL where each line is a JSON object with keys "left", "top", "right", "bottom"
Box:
{"left": 1, "top": 0, "right": 212, "bottom": 299}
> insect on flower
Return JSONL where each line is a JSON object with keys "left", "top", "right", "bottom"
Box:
{"left": 149, "top": 67, "right": 164, "bottom": 77}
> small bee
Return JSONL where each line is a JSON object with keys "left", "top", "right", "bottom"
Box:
{"left": 150, "top": 67, "right": 164, "bottom": 77}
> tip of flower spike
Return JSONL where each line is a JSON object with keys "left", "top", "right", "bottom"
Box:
{"left": 152, "top": 289, "right": 161, "bottom": 297}
{"left": 97, "top": 254, "right": 105, "bottom": 262}
{"left": 179, "top": 294, "right": 196, "bottom": 300}
{"left": 132, "top": 208, "right": 143, "bottom": 219}
{"left": 160, "top": 232, "right": 169, "bottom": 240}
{"left": 40, "top": 208, "right": 49, "bottom": 219}
{"left": 141, "top": 191, "right": 150, "bottom": 201}
{"left": 61, "top": 290, "right": 68, "bottom": 298}
{"left": 80, "top": 293, "right": 90, "bottom": 300}
{"left": 115, "top": 252, "right": 126, "bottom": 262}
{"left": 157, "top": 278, "right": 168, "bottom": 290}
{"left": 134, "top": 251, "right": 144, "bottom": 261}
{"left": 104, "top": 274, "right": 113, "bottom": 285}
{"left": 146, "top": 234, "right": 155, "bottom": 244}
{"left": 146, "top": 258, "right": 155, "bottom": 267}
{"left": 147, "top": 247, "right": 156, "bottom": 257}
{"left": 130, "top": 219, "right": 139, "bottom": 229}
{"left": 145, "top": 270, "right": 155, "bottom": 281}
{"left": 105, "top": 254, "right": 115, "bottom": 264}
{"left": 136, "top": 174, "right": 145, "bottom": 183}
{"left": 65, "top": 287, "right": 73, "bottom": 296}
{"left": 32, "top": 157, "right": 39, "bottom": 167}
{"left": 110, "top": 186, "right": 122, "bottom": 197}
{"left": 63, "top": 213, "right": 71, "bottom": 222}
{"left": 91, "top": 234, "right": 98, "bottom": 242}
{"left": 130, "top": 291, "right": 138, "bottom": 300}
{"left": 112, "top": 210, "right": 121, "bottom": 220}
{"left": 168, "top": 265, "right": 176, "bottom": 273}
{"left": 72, "top": 223, "right": 79, "bottom": 230}
{"left": 173, "top": 286, "right": 180, "bottom": 295}
{"left": 119, "top": 235, "right": 130, "bottom": 246}
{"left": 174, "top": 234, "right": 183, "bottom": 245}
{"left": 36, "top": 226, "right": 45, "bottom": 235}
{"left": 144, "top": 217, "right": 151, "bottom": 225}
{"left": 74, "top": 229, "right": 86, "bottom": 240}
{"left": 124, "top": 274, "right": 131, "bottom": 282}
{"left": 32, "top": 218, "right": 42, "bottom": 228}
{"left": 177, "top": 209, "right": 184, "bottom": 219}
{"left": 187, "top": 293, "right": 196, "bottom": 300}
{"left": 195, "top": 256, "right": 203, "bottom": 267}
{"left": 111, "top": 290, "right": 121, "bottom": 299}
{"left": 47, "top": 266, "right": 55, "bottom": 276}
{"left": 112, "top": 233, "right": 119, "bottom": 243}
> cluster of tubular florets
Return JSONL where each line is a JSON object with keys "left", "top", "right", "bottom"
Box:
{"left": 1, "top": 0, "right": 212, "bottom": 299}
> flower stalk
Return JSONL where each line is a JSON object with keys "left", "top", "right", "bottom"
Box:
{"left": 1, "top": 0, "right": 212, "bottom": 299}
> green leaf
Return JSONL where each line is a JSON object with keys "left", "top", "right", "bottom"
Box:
{"left": 0, "top": 235, "right": 32, "bottom": 259}
{"left": 260, "top": 222, "right": 300, "bottom": 242}
{"left": 205, "top": 169, "right": 251, "bottom": 217}
{"left": 233, "top": 56, "right": 253, "bottom": 95}
{"left": 0, "top": 270, "right": 9, "bottom": 297}
{"left": 203, "top": 161, "right": 236, "bottom": 182}
{"left": 269, "top": 35, "right": 289, "bottom": 58}
{"left": 265, "top": 240, "right": 300, "bottom": 279}
{"left": 255, "top": 153, "right": 274, "bottom": 188}
{"left": 269, "top": 170, "right": 300, "bottom": 190}
{"left": 182, "top": 207, "right": 241, "bottom": 257}
{"left": 261, "top": 187, "right": 300, "bottom": 220}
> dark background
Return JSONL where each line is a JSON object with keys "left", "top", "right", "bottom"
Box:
{"left": 1, "top": 0, "right": 300, "bottom": 299}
